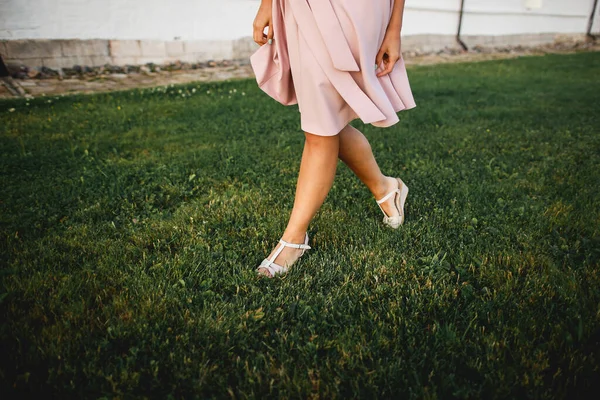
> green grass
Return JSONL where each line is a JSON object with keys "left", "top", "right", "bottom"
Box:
{"left": 1, "top": 51, "right": 599, "bottom": 399}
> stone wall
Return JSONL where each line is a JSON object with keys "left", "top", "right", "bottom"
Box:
{"left": 0, "top": 38, "right": 255, "bottom": 71}
{"left": 0, "top": 32, "right": 589, "bottom": 73}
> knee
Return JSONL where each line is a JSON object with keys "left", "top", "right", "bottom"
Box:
{"left": 339, "top": 125, "right": 371, "bottom": 151}
{"left": 304, "top": 131, "right": 339, "bottom": 147}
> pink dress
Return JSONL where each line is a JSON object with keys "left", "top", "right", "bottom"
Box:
{"left": 254, "top": 0, "right": 416, "bottom": 136}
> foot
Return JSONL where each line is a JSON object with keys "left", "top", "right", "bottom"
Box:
{"left": 375, "top": 176, "right": 403, "bottom": 218}
{"left": 257, "top": 233, "right": 308, "bottom": 278}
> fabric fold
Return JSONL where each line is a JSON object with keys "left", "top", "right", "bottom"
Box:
{"left": 306, "top": 0, "right": 359, "bottom": 72}
{"left": 250, "top": 0, "right": 297, "bottom": 105}
{"left": 287, "top": 0, "right": 387, "bottom": 125}
{"left": 251, "top": 0, "right": 416, "bottom": 136}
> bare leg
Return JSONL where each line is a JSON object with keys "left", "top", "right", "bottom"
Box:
{"left": 338, "top": 124, "right": 402, "bottom": 217}
{"left": 258, "top": 131, "right": 340, "bottom": 277}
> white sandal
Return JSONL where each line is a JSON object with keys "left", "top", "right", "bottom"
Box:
{"left": 376, "top": 177, "right": 409, "bottom": 229}
{"left": 257, "top": 233, "right": 311, "bottom": 277}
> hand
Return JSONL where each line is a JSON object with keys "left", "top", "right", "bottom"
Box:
{"left": 253, "top": 1, "right": 274, "bottom": 46}
{"left": 375, "top": 29, "right": 402, "bottom": 77}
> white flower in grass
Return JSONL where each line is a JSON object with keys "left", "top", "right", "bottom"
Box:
{"left": 8, "top": 108, "right": 15, "bottom": 112}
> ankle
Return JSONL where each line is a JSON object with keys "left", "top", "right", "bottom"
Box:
{"left": 372, "top": 176, "right": 395, "bottom": 199}
{"left": 281, "top": 229, "right": 307, "bottom": 244}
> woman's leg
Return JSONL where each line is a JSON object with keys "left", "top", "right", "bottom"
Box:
{"left": 258, "top": 131, "right": 340, "bottom": 277}
{"left": 337, "top": 124, "right": 402, "bottom": 217}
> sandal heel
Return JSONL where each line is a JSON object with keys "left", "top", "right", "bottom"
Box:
{"left": 375, "top": 177, "right": 408, "bottom": 229}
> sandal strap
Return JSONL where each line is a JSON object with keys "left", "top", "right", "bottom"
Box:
{"left": 376, "top": 189, "right": 400, "bottom": 204}
{"left": 376, "top": 179, "right": 406, "bottom": 218}
{"left": 376, "top": 190, "right": 400, "bottom": 218}
{"left": 278, "top": 239, "right": 311, "bottom": 250}
{"left": 278, "top": 232, "right": 311, "bottom": 250}
{"left": 266, "top": 241, "right": 287, "bottom": 264}
{"left": 259, "top": 233, "right": 311, "bottom": 275}
{"left": 259, "top": 258, "right": 288, "bottom": 276}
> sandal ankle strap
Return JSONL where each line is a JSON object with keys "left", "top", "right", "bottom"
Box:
{"left": 266, "top": 233, "right": 311, "bottom": 263}
{"left": 376, "top": 189, "right": 400, "bottom": 218}
{"left": 278, "top": 239, "right": 311, "bottom": 250}
{"left": 376, "top": 189, "right": 400, "bottom": 204}
{"left": 278, "top": 232, "right": 311, "bottom": 250}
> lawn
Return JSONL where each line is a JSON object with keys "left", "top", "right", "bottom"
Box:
{"left": 1, "top": 51, "right": 599, "bottom": 399}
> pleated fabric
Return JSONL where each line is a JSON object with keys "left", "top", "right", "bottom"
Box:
{"left": 279, "top": 0, "right": 416, "bottom": 136}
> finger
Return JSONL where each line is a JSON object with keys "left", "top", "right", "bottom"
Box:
{"left": 375, "top": 49, "right": 385, "bottom": 71}
{"left": 266, "top": 24, "right": 275, "bottom": 44}
{"left": 376, "top": 56, "right": 398, "bottom": 77}
{"left": 253, "top": 23, "right": 260, "bottom": 44}
{"left": 253, "top": 24, "right": 267, "bottom": 45}
{"left": 377, "top": 61, "right": 395, "bottom": 77}
{"left": 253, "top": 31, "right": 263, "bottom": 45}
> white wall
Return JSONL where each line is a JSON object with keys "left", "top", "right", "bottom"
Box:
{"left": 0, "top": 0, "right": 597, "bottom": 41}
{"left": 0, "top": 0, "right": 259, "bottom": 40}
{"left": 402, "top": 0, "right": 594, "bottom": 36}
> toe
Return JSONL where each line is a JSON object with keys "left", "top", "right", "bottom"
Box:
{"left": 257, "top": 267, "right": 273, "bottom": 278}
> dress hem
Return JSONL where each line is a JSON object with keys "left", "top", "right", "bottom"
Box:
{"left": 300, "top": 103, "right": 417, "bottom": 136}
